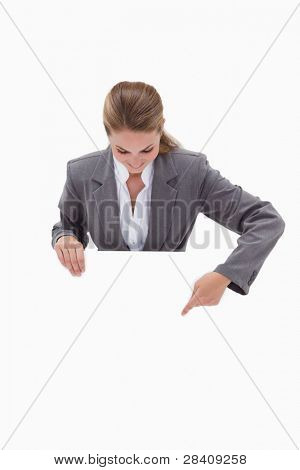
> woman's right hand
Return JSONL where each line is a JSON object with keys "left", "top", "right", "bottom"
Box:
{"left": 54, "top": 235, "right": 85, "bottom": 276}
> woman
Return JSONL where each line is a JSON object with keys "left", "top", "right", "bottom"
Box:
{"left": 51, "top": 81, "right": 285, "bottom": 313}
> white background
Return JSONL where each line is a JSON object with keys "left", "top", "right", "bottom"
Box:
{"left": 1, "top": 0, "right": 299, "bottom": 454}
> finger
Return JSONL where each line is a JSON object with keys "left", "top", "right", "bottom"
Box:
{"left": 181, "top": 295, "right": 197, "bottom": 316}
{"left": 182, "top": 290, "right": 207, "bottom": 315}
{"left": 181, "top": 305, "right": 191, "bottom": 316}
{"left": 62, "top": 249, "right": 76, "bottom": 276}
{"left": 75, "top": 247, "right": 85, "bottom": 273}
{"left": 55, "top": 246, "right": 66, "bottom": 267}
{"left": 68, "top": 248, "right": 82, "bottom": 276}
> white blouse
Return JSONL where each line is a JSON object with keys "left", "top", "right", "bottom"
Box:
{"left": 112, "top": 153, "right": 154, "bottom": 251}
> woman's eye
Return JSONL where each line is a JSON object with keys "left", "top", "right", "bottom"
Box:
{"left": 117, "top": 148, "right": 153, "bottom": 154}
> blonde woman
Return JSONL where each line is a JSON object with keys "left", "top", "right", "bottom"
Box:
{"left": 51, "top": 81, "right": 285, "bottom": 314}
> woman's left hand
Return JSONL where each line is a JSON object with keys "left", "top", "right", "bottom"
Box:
{"left": 181, "top": 272, "right": 231, "bottom": 316}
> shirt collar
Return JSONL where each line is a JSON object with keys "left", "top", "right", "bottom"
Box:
{"left": 112, "top": 153, "right": 154, "bottom": 187}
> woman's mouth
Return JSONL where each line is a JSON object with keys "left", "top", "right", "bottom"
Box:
{"left": 128, "top": 163, "right": 144, "bottom": 169}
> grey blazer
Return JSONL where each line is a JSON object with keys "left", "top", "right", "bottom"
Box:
{"left": 51, "top": 144, "right": 285, "bottom": 295}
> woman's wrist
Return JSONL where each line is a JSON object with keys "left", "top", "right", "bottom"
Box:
{"left": 213, "top": 272, "right": 231, "bottom": 286}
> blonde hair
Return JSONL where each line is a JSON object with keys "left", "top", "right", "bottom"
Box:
{"left": 103, "top": 81, "right": 183, "bottom": 155}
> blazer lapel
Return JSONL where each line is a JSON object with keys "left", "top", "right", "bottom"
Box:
{"left": 91, "top": 145, "right": 129, "bottom": 250}
{"left": 91, "top": 144, "right": 178, "bottom": 251}
{"left": 142, "top": 150, "right": 178, "bottom": 251}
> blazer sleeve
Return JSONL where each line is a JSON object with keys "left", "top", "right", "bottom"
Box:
{"left": 51, "top": 161, "right": 89, "bottom": 249}
{"left": 198, "top": 155, "right": 285, "bottom": 295}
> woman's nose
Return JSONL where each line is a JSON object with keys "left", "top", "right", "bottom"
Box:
{"left": 130, "top": 159, "right": 142, "bottom": 167}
